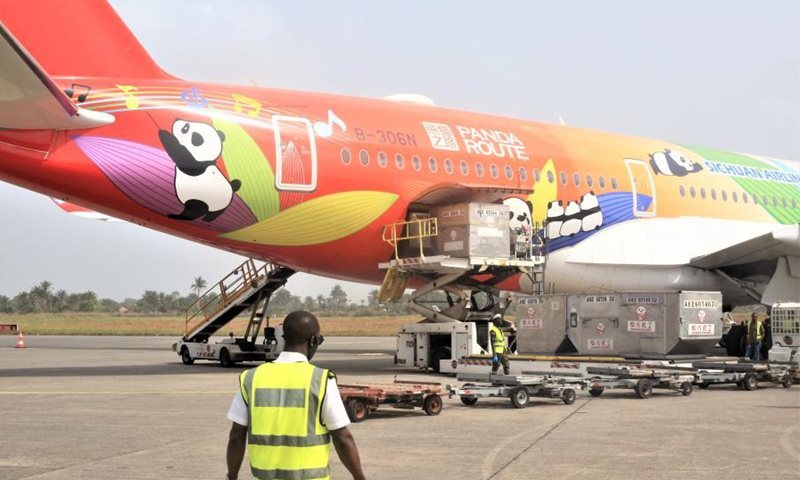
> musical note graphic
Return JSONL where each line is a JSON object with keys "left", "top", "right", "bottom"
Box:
{"left": 64, "top": 83, "right": 92, "bottom": 103}
{"left": 181, "top": 87, "right": 208, "bottom": 108}
{"left": 116, "top": 84, "right": 140, "bottom": 110}
{"left": 231, "top": 93, "right": 262, "bottom": 117}
{"left": 314, "top": 110, "right": 347, "bottom": 138}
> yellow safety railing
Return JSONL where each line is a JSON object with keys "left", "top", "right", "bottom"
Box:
{"left": 183, "top": 259, "right": 268, "bottom": 338}
{"left": 381, "top": 217, "right": 438, "bottom": 259}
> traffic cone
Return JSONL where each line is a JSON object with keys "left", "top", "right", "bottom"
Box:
{"left": 15, "top": 331, "right": 25, "bottom": 349}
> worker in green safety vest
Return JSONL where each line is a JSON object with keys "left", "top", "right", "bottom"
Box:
{"left": 745, "top": 312, "right": 765, "bottom": 361}
{"left": 490, "top": 313, "right": 510, "bottom": 375}
{"left": 225, "top": 311, "right": 366, "bottom": 480}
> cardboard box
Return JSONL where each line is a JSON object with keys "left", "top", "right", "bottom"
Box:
{"left": 434, "top": 203, "right": 510, "bottom": 258}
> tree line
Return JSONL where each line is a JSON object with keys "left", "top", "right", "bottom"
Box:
{"left": 0, "top": 279, "right": 415, "bottom": 317}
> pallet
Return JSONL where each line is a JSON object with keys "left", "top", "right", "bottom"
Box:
{"left": 337, "top": 380, "right": 445, "bottom": 422}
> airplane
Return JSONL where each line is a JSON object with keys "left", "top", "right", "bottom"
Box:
{"left": 1, "top": 0, "right": 798, "bottom": 311}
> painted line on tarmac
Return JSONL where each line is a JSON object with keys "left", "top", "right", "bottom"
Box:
{"left": 483, "top": 399, "right": 592, "bottom": 480}
{"left": 0, "top": 390, "right": 233, "bottom": 395}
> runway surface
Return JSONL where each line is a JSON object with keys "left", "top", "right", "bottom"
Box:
{"left": 1, "top": 335, "right": 798, "bottom": 479}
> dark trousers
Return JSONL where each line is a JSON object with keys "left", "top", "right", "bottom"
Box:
{"left": 492, "top": 351, "right": 510, "bottom": 375}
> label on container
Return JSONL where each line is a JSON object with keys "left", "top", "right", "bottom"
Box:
{"left": 627, "top": 320, "right": 656, "bottom": 333}
{"left": 687, "top": 324, "right": 715, "bottom": 336}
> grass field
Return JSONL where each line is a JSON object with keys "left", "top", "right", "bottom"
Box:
{"left": 0, "top": 313, "right": 418, "bottom": 337}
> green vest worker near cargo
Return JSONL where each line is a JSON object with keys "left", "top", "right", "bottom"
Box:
{"left": 226, "top": 311, "right": 366, "bottom": 480}
{"left": 490, "top": 314, "right": 510, "bottom": 375}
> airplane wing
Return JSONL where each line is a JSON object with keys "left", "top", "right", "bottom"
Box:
{"left": 689, "top": 224, "right": 800, "bottom": 269}
{"left": 0, "top": 22, "right": 114, "bottom": 130}
{"left": 51, "top": 199, "right": 124, "bottom": 222}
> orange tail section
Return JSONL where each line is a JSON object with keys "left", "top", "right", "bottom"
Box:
{"left": 0, "top": 0, "right": 171, "bottom": 79}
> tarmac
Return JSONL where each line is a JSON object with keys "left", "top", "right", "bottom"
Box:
{"left": 0, "top": 335, "right": 798, "bottom": 480}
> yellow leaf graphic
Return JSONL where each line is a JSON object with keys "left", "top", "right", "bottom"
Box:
{"left": 529, "top": 159, "right": 558, "bottom": 224}
{"left": 221, "top": 191, "right": 398, "bottom": 246}
{"left": 213, "top": 117, "right": 279, "bottom": 220}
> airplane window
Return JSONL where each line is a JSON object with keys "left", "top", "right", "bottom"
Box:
{"left": 475, "top": 162, "right": 485, "bottom": 177}
{"left": 518, "top": 167, "right": 528, "bottom": 182}
{"left": 428, "top": 156, "right": 438, "bottom": 173}
{"left": 722, "top": 190, "right": 728, "bottom": 202}
{"left": 711, "top": 189, "right": 717, "bottom": 200}
{"left": 359, "top": 150, "right": 369, "bottom": 166}
{"left": 533, "top": 169, "right": 541, "bottom": 182}
{"left": 444, "top": 158, "right": 453, "bottom": 174}
{"left": 690, "top": 186, "right": 696, "bottom": 198}
{"left": 753, "top": 195, "right": 759, "bottom": 205}
{"left": 412, "top": 155, "right": 422, "bottom": 171}
{"left": 763, "top": 195, "right": 768, "bottom": 205}
{"left": 505, "top": 165, "right": 513, "bottom": 180}
{"left": 781, "top": 197, "right": 787, "bottom": 208}
{"left": 598, "top": 176, "right": 606, "bottom": 189}
{"left": 460, "top": 160, "right": 469, "bottom": 176}
{"left": 490, "top": 164, "right": 499, "bottom": 178}
{"left": 792, "top": 198, "right": 797, "bottom": 209}
{"left": 559, "top": 171, "right": 568, "bottom": 185}
{"left": 586, "top": 175, "right": 593, "bottom": 188}
{"left": 395, "top": 153, "right": 405, "bottom": 169}
{"left": 547, "top": 171, "right": 555, "bottom": 184}
{"left": 772, "top": 196, "right": 777, "bottom": 207}
{"left": 700, "top": 188, "right": 706, "bottom": 199}
{"left": 742, "top": 192, "right": 748, "bottom": 204}
{"left": 341, "top": 148, "right": 352, "bottom": 165}
{"left": 378, "top": 151, "right": 388, "bottom": 168}
{"left": 679, "top": 186, "right": 685, "bottom": 197}
{"left": 611, "top": 177, "right": 618, "bottom": 190}
{"left": 732, "top": 191, "right": 738, "bottom": 203}
{"left": 573, "top": 173, "right": 581, "bottom": 187}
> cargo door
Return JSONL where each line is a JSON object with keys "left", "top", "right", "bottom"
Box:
{"left": 272, "top": 116, "right": 318, "bottom": 192}
{"left": 455, "top": 330, "right": 472, "bottom": 358}
{"left": 624, "top": 159, "right": 656, "bottom": 217}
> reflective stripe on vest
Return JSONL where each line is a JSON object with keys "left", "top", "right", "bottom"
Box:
{"left": 490, "top": 325, "right": 505, "bottom": 354}
{"left": 240, "top": 363, "right": 331, "bottom": 480}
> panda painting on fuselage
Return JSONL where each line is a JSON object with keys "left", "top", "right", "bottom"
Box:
{"left": 648, "top": 148, "right": 703, "bottom": 177}
{"left": 158, "top": 119, "right": 242, "bottom": 222}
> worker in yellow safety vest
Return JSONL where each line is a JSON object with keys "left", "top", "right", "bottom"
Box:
{"left": 745, "top": 312, "right": 765, "bottom": 361}
{"left": 490, "top": 313, "right": 510, "bottom": 375}
{"left": 225, "top": 311, "right": 366, "bottom": 480}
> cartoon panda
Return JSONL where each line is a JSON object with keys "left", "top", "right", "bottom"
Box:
{"left": 579, "top": 191, "right": 603, "bottom": 232}
{"left": 159, "top": 119, "right": 242, "bottom": 222}
{"left": 559, "top": 200, "right": 582, "bottom": 237}
{"left": 649, "top": 149, "right": 703, "bottom": 177}
{"left": 504, "top": 197, "right": 533, "bottom": 234}
{"left": 545, "top": 200, "right": 564, "bottom": 240}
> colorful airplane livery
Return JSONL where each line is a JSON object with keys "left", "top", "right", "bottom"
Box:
{"left": 1, "top": 1, "right": 798, "bottom": 307}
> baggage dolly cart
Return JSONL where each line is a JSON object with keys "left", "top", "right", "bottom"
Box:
{"left": 448, "top": 373, "right": 584, "bottom": 409}
{"left": 694, "top": 361, "right": 794, "bottom": 390}
{"left": 585, "top": 366, "right": 696, "bottom": 399}
{"left": 337, "top": 380, "right": 445, "bottom": 422}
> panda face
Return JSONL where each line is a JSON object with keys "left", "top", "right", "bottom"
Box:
{"left": 668, "top": 150, "right": 701, "bottom": 172}
{"left": 504, "top": 197, "right": 532, "bottom": 233}
{"left": 171, "top": 119, "right": 225, "bottom": 163}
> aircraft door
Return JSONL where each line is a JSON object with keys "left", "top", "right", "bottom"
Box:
{"left": 624, "top": 158, "right": 656, "bottom": 217}
{"left": 272, "top": 116, "right": 318, "bottom": 192}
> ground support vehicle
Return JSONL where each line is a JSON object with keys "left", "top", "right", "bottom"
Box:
{"left": 337, "top": 380, "right": 445, "bottom": 422}
{"left": 694, "top": 361, "right": 794, "bottom": 390}
{"left": 585, "top": 366, "right": 696, "bottom": 399}
{"left": 448, "top": 372, "right": 584, "bottom": 409}
{"left": 174, "top": 260, "right": 294, "bottom": 367}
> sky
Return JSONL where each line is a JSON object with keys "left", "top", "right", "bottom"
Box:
{"left": 0, "top": 0, "right": 798, "bottom": 302}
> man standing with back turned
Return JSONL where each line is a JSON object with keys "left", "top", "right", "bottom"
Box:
{"left": 225, "top": 311, "right": 366, "bottom": 480}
